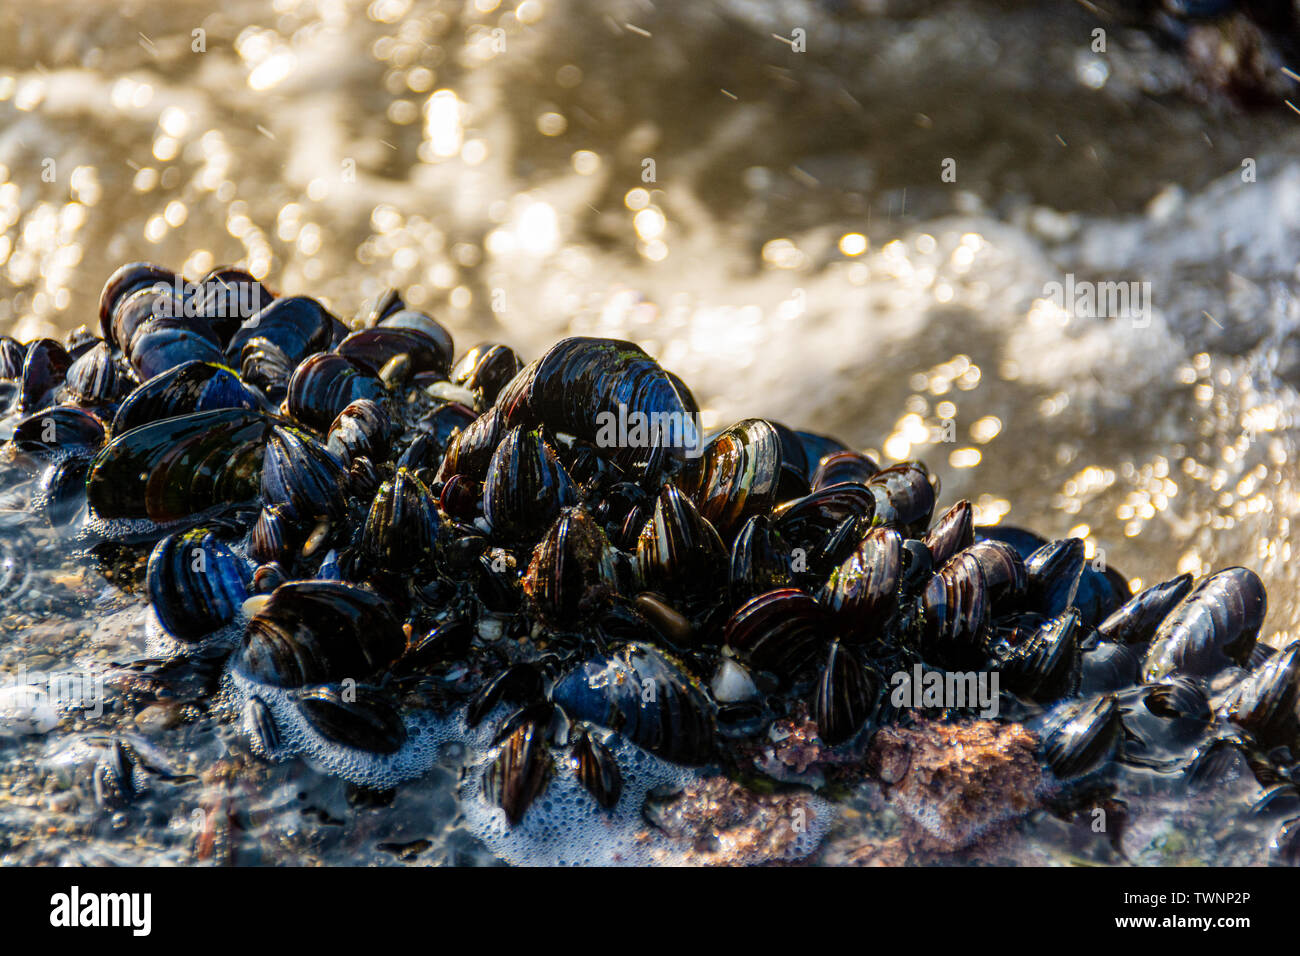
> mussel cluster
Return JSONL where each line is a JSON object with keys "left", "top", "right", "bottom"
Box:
{"left": 2, "top": 261, "right": 1295, "bottom": 860}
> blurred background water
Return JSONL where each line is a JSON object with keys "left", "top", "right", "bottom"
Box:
{"left": 2, "top": 0, "right": 1300, "bottom": 864}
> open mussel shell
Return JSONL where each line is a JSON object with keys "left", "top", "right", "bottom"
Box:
{"left": 771, "top": 482, "right": 875, "bottom": 564}
{"left": 1222, "top": 641, "right": 1300, "bottom": 745}
{"left": 298, "top": 683, "right": 407, "bottom": 754}
{"left": 1142, "top": 567, "right": 1266, "bottom": 681}
{"left": 919, "top": 550, "right": 989, "bottom": 669}
{"left": 1025, "top": 538, "right": 1085, "bottom": 619}
{"left": 260, "top": 425, "right": 351, "bottom": 524}
{"left": 19, "top": 338, "right": 71, "bottom": 414}
{"left": 482, "top": 426, "right": 576, "bottom": 543}
{"left": 1116, "top": 678, "right": 1211, "bottom": 771}
{"left": 360, "top": 468, "right": 441, "bottom": 572}
{"left": 1097, "top": 573, "right": 1194, "bottom": 645}
{"left": 922, "top": 499, "right": 974, "bottom": 568}
{"left": 13, "top": 407, "right": 106, "bottom": 459}
{"left": 63, "top": 342, "right": 123, "bottom": 406}
{"left": 325, "top": 398, "right": 392, "bottom": 466}
{"left": 451, "top": 342, "right": 523, "bottom": 406}
{"left": 1039, "top": 693, "right": 1122, "bottom": 780}
{"left": 810, "top": 640, "right": 877, "bottom": 746}
{"left": 496, "top": 337, "right": 699, "bottom": 473}
{"left": 678, "top": 418, "right": 783, "bottom": 542}
{"left": 723, "top": 588, "right": 830, "bottom": 679}
{"left": 522, "top": 507, "right": 619, "bottom": 625}
{"left": 635, "top": 483, "right": 728, "bottom": 615}
{"left": 552, "top": 642, "right": 715, "bottom": 765}
{"left": 235, "top": 580, "right": 406, "bottom": 687}
{"left": 87, "top": 407, "right": 269, "bottom": 524}
{"left": 570, "top": 724, "right": 623, "bottom": 809}
{"left": 817, "top": 526, "right": 902, "bottom": 643}
{"left": 729, "top": 514, "right": 793, "bottom": 605}
{"left": 147, "top": 530, "right": 252, "bottom": 641}
{"left": 483, "top": 721, "right": 553, "bottom": 826}
{"left": 865, "top": 462, "right": 935, "bottom": 535}
{"left": 112, "top": 360, "right": 265, "bottom": 434}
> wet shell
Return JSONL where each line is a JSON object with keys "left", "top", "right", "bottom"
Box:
{"left": 922, "top": 499, "right": 974, "bottom": 568}
{"left": 522, "top": 508, "right": 619, "bottom": 625}
{"left": 285, "top": 352, "right": 386, "bottom": 433}
{"left": 728, "top": 514, "right": 793, "bottom": 606}
{"left": 260, "top": 425, "right": 351, "bottom": 524}
{"left": 298, "top": 683, "right": 407, "bottom": 754}
{"left": 634, "top": 484, "right": 728, "bottom": 614}
{"left": 964, "top": 539, "right": 1029, "bottom": 608}
{"left": 451, "top": 342, "right": 523, "bottom": 406}
{"left": 810, "top": 450, "right": 878, "bottom": 491}
{"left": 235, "top": 580, "right": 406, "bottom": 687}
{"left": 810, "top": 640, "right": 876, "bottom": 746}
{"left": 19, "top": 339, "right": 72, "bottom": 413}
{"left": 483, "top": 721, "right": 553, "bottom": 826}
{"left": 360, "top": 468, "right": 441, "bottom": 572}
{"left": 13, "top": 407, "right": 106, "bottom": 459}
{"left": 1096, "top": 573, "right": 1194, "bottom": 645}
{"left": 337, "top": 327, "right": 452, "bottom": 380}
{"left": 1040, "top": 694, "right": 1121, "bottom": 780}
{"left": 987, "top": 610, "right": 1080, "bottom": 702}
{"left": 325, "top": 398, "right": 392, "bottom": 466}
{"left": 552, "top": 643, "right": 714, "bottom": 765}
{"left": 816, "top": 526, "right": 902, "bottom": 643}
{"left": 771, "top": 482, "right": 876, "bottom": 561}
{"left": 1142, "top": 567, "right": 1266, "bottom": 681}
{"left": 1025, "top": 538, "right": 1085, "bottom": 619}
{"left": 722, "top": 588, "right": 830, "bottom": 678}
{"left": 919, "top": 551, "right": 989, "bottom": 669}
{"left": 865, "top": 462, "right": 935, "bottom": 535}
{"left": 63, "top": 342, "right": 123, "bottom": 406}
{"left": 1222, "top": 642, "right": 1300, "bottom": 745}
{"left": 98, "top": 261, "right": 175, "bottom": 346}
{"left": 678, "top": 419, "right": 783, "bottom": 541}
{"left": 147, "top": 530, "right": 252, "bottom": 641}
{"left": 111, "top": 360, "right": 265, "bottom": 434}
{"left": 225, "top": 295, "right": 337, "bottom": 367}
{"left": 571, "top": 725, "right": 623, "bottom": 809}
{"left": 482, "top": 426, "right": 577, "bottom": 543}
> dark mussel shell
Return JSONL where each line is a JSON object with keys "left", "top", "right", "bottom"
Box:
{"left": 635, "top": 484, "right": 728, "bottom": 614}
{"left": 360, "top": 468, "right": 441, "bottom": 572}
{"left": 466, "top": 663, "right": 546, "bottom": 727}
{"left": 722, "top": 588, "right": 830, "bottom": 678}
{"left": 678, "top": 419, "right": 783, "bottom": 541}
{"left": 1117, "top": 678, "right": 1212, "bottom": 771}
{"left": 817, "top": 526, "right": 902, "bottom": 643}
{"left": 65, "top": 325, "right": 99, "bottom": 361}
{"left": 728, "top": 514, "right": 793, "bottom": 606}
{"left": 1078, "top": 640, "right": 1143, "bottom": 695}
{"left": 552, "top": 642, "right": 715, "bottom": 765}
{"left": 260, "top": 425, "right": 350, "bottom": 524}
{"left": 337, "top": 327, "right": 452, "bottom": 380}
{"left": 86, "top": 408, "right": 269, "bottom": 524}
{"left": 19, "top": 339, "right": 71, "bottom": 413}
{"left": 0, "top": 337, "right": 25, "bottom": 379}
{"left": 113, "top": 286, "right": 181, "bottom": 358}
{"left": 358, "top": 288, "right": 405, "bottom": 328}
{"left": 1040, "top": 693, "right": 1122, "bottom": 780}
{"left": 147, "top": 530, "right": 252, "bottom": 641}
{"left": 285, "top": 352, "right": 386, "bottom": 433}
{"left": 451, "top": 343, "right": 523, "bottom": 406}
{"left": 239, "top": 336, "right": 297, "bottom": 400}
{"left": 63, "top": 342, "right": 123, "bottom": 406}
{"left": 771, "top": 482, "right": 875, "bottom": 561}
{"left": 436, "top": 406, "right": 505, "bottom": 484}
{"left": 97, "top": 261, "right": 174, "bottom": 346}
{"left": 411, "top": 401, "right": 477, "bottom": 463}
{"left": 483, "top": 721, "right": 553, "bottom": 826}
{"left": 922, "top": 499, "right": 974, "bottom": 568}
{"left": 13, "top": 407, "right": 106, "bottom": 459}
{"left": 1142, "top": 567, "right": 1267, "bottom": 681}
{"left": 193, "top": 267, "right": 271, "bottom": 342}
{"left": 1096, "top": 573, "right": 1194, "bottom": 645}
{"left": 1222, "top": 641, "right": 1300, "bottom": 745}
{"left": 811, "top": 450, "right": 878, "bottom": 491}
{"left": 1025, "top": 538, "right": 1085, "bottom": 618}
{"left": 975, "top": 523, "right": 1048, "bottom": 560}
{"left": 571, "top": 725, "right": 623, "bottom": 809}
{"left": 522, "top": 508, "right": 619, "bottom": 625}
{"left": 225, "top": 295, "right": 338, "bottom": 365}
{"left": 249, "top": 503, "right": 302, "bottom": 567}
{"left": 128, "top": 317, "right": 225, "bottom": 380}
{"left": 496, "top": 337, "right": 698, "bottom": 471}
{"left": 377, "top": 310, "right": 455, "bottom": 367}
{"left": 963, "top": 539, "right": 1028, "bottom": 607}
{"left": 35, "top": 457, "right": 90, "bottom": 527}
{"left": 112, "top": 360, "right": 264, "bottom": 434}
{"left": 987, "top": 610, "right": 1080, "bottom": 702}
{"left": 1072, "top": 560, "right": 1132, "bottom": 628}
{"left": 235, "top": 581, "right": 406, "bottom": 687}
{"left": 865, "top": 462, "right": 936, "bottom": 535}
{"left": 919, "top": 550, "right": 989, "bottom": 669}
{"left": 810, "top": 640, "right": 877, "bottom": 746}
{"left": 326, "top": 398, "right": 392, "bottom": 466}
{"left": 243, "top": 695, "right": 280, "bottom": 753}
{"left": 482, "top": 426, "right": 576, "bottom": 543}
{"left": 298, "top": 683, "right": 407, "bottom": 754}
